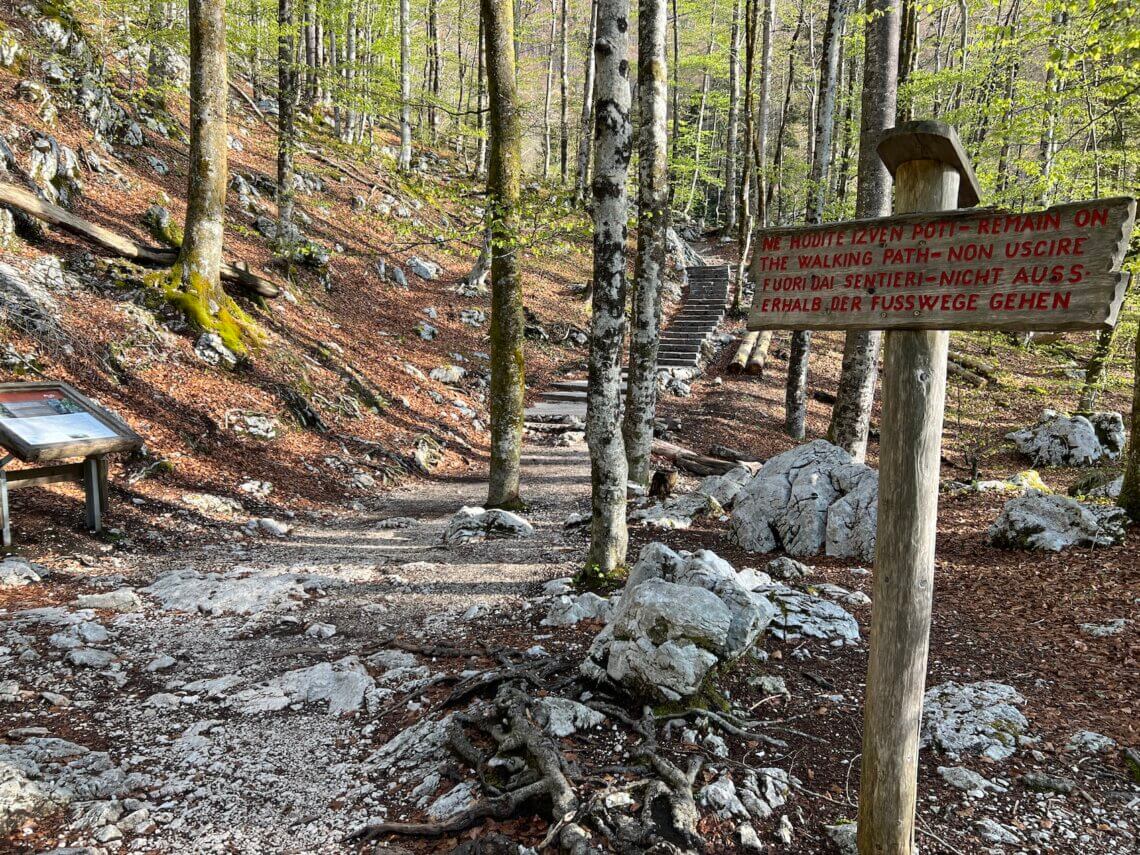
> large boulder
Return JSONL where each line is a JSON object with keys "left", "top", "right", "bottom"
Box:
{"left": 1006, "top": 409, "right": 1125, "bottom": 466}
{"left": 730, "top": 440, "right": 878, "bottom": 561}
{"left": 581, "top": 543, "right": 776, "bottom": 702}
{"left": 989, "top": 492, "right": 1126, "bottom": 551}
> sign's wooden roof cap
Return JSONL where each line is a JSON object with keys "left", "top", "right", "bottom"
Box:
{"left": 877, "top": 121, "right": 982, "bottom": 209}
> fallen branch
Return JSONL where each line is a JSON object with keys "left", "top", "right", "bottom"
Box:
{"left": 656, "top": 708, "right": 790, "bottom": 750}
{"left": 0, "top": 182, "right": 279, "bottom": 298}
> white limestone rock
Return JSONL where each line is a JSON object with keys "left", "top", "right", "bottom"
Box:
{"left": 696, "top": 466, "right": 754, "bottom": 509}
{"left": 1, "top": 557, "right": 45, "bottom": 587}
{"left": 143, "top": 568, "right": 324, "bottom": 616}
{"left": 920, "top": 681, "right": 1028, "bottom": 761}
{"left": 73, "top": 589, "right": 141, "bottom": 613}
{"left": 541, "top": 592, "right": 612, "bottom": 627}
{"left": 1066, "top": 730, "right": 1116, "bottom": 753}
{"left": 230, "top": 657, "right": 373, "bottom": 715}
{"left": 193, "top": 332, "right": 238, "bottom": 369}
{"left": 730, "top": 440, "right": 878, "bottom": 562}
{"left": 581, "top": 543, "right": 775, "bottom": 701}
{"left": 408, "top": 256, "right": 441, "bottom": 280}
{"left": 937, "top": 765, "right": 1006, "bottom": 797}
{"left": 753, "top": 583, "right": 860, "bottom": 645}
{"left": 989, "top": 492, "right": 1126, "bottom": 551}
{"left": 442, "top": 506, "right": 534, "bottom": 544}
{"left": 629, "top": 492, "right": 722, "bottom": 530}
{"left": 1006, "top": 409, "right": 1125, "bottom": 466}
{"left": 533, "top": 697, "right": 605, "bottom": 737}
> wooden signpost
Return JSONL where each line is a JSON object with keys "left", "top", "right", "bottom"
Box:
{"left": 747, "top": 121, "right": 1136, "bottom": 855}
{"left": 0, "top": 381, "right": 142, "bottom": 547}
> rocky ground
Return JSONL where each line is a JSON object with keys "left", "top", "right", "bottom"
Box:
{"left": 3, "top": 414, "right": 1138, "bottom": 853}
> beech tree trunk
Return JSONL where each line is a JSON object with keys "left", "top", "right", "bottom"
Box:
{"left": 399, "top": 0, "right": 413, "bottom": 170}
{"left": 574, "top": 0, "right": 600, "bottom": 204}
{"left": 278, "top": 0, "right": 297, "bottom": 248}
{"left": 482, "top": 0, "right": 525, "bottom": 509}
{"left": 784, "top": 0, "right": 847, "bottom": 440}
{"left": 828, "top": 0, "right": 901, "bottom": 461}
{"left": 179, "top": 0, "right": 229, "bottom": 305}
{"left": 723, "top": 0, "right": 742, "bottom": 232}
{"left": 559, "top": 0, "right": 570, "bottom": 182}
{"left": 476, "top": 13, "right": 488, "bottom": 175}
{"left": 586, "top": 0, "right": 632, "bottom": 574}
{"left": 623, "top": 0, "right": 669, "bottom": 487}
{"left": 542, "top": 0, "right": 557, "bottom": 177}
{"left": 755, "top": 0, "right": 773, "bottom": 227}
{"left": 1119, "top": 330, "right": 1140, "bottom": 520}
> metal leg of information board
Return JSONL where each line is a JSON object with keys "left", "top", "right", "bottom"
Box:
{"left": 83, "top": 455, "right": 103, "bottom": 534}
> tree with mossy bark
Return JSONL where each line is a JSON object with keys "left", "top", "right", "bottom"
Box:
{"left": 483, "top": 0, "right": 526, "bottom": 510}
{"left": 622, "top": 0, "right": 668, "bottom": 489}
{"left": 152, "top": 0, "right": 259, "bottom": 357}
{"left": 586, "top": 0, "right": 632, "bottom": 576}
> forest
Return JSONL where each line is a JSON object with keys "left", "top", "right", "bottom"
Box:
{"left": 0, "top": 0, "right": 1137, "bottom": 852}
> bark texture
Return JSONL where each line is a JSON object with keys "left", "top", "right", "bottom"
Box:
{"left": 828, "top": 0, "right": 901, "bottom": 461}
{"left": 785, "top": 0, "right": 848, "bottom": 440}
{"left": 482, "top": 0, "right": 525, "bottom": 509}
{"left": 574, "top": 0, "right": 600, "bottom": 204}
{"left": 622, "top": 0, "right": 669, "bottom": 487}
{"left": 1119, "top": 329, "right": 1140, "bottom": 520}
{"left": 586, "top": 0, "right": 632, "bottom": 574}
{"left": 178, "top": 0, "right": 229, "bottom": 306}
{"left": 278, "top": 0, "right": 297, "bottom": 244}
{"left": 399, "top": 0, "right": 413, "bottom": 170}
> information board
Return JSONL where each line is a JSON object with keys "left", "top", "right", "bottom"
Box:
{"left": 747, "top": 197, "right": 1136, "bottom": 332}
{"left": 0, "top": 382, "right": 141, "bottom": 462}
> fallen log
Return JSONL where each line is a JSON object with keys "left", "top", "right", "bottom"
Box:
{"left": 947, "top": 349, "right": 997, "bottom": 382}
{"left": 652, "top": 438, "right": 761, "bottom": 477}
{"left": 728, "top": 331, "right": 760, "bottom": 373}
{"left": 745, "top": 330, "right": 773, "bottom": 375}
{"left": 0, "top": 182, "right": 279, "bottom": 298}
{"left": 946, "top": 360, "right": 987, "bottom": 388}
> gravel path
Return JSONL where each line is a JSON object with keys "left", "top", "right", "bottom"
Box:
{"left": 1, "top": 441, "right": 592, "bottom": 853}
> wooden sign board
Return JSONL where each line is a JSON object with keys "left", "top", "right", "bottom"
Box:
{"left": 0, "top": 382, "right": 141, "bottom": 463}
{"left": 747, "top": 197, "right": 1136, "bottom": 332}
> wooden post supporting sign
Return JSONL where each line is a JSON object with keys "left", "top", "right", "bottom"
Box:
{"left": 856, "top": 126, "right": 971, "bottom": 855}
{"left": 744, "top": 120, "right": 1136, "bottom": 854}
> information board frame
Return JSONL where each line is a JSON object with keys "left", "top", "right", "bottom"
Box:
{"left": 0, "top": 381, "right": 141, "bottom": 463}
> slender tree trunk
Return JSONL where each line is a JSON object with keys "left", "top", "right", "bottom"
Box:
{"left": 1078, "top": 324, "right": 1120, "bottom": 412}
{"left": 897, "top": 0, "right": 917, "bottom": 121}
{"left": 482, "top": 0, "right": 525, "bottom": 509}
{"left": 574, "top": 0, "right": 600, "bottom": 204}
{"left": 586, "top": 0, "right": 633, "bottom": 574}
{"left": 278, "top": 0, "right": 297, "bottom": 254}
{"left": 755, "top": 0, "right": 773, "bottom": 226}
{"left": 543, "top": 0, "right": 557, "bottom": 177}
{"left": 827, "top": 0, "right": 900, "bottom": 461}
{"left": 623, "top": 0, "right": 669, "bottom": 487}
{"left": 146, "top": 0, "right": 171, "bottom": 106}
{"left": 670, "top": 0, "right": 679, "bottom": 161}
{"left": 1119, "top": 330, "right": 1140, "bottom": 520}
{"left": 723, "top": 0, "right": 742, "bottom": 233}
{"left": 249, "top": 0, "right": 262, "bottom": 100}
{"left": 399, "top": 0, "right": 413, "bottom": 170}
{"left": 784, "top": 0, "right": 848, "bottom": 440}
{"left": 767, "top": 7, "right": 802, "bottom": 220}
{"left": 429, "top": 0, "right": 441, "bottom": 144}
{"left": 476, "top": 12, "right": 488, "bottom": 175}
{"left": 559, "top": 0, "right": 570, "bottom": 181}
{"left": 683, "top": 4, "right": 717, "bottom": 218}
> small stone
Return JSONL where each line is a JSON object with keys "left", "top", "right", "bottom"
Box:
{"left": 937, "top": 765, "right": 1004, "bottom": 797}
{"left": 1021, "top": 771, "right": 1076, "bottom": 794}
{"left": 66, "top": 647, "right": 114, "bottom": 668}
{"left": 145, "top": 655, "right": 177, "bottom": 672}
{"left": 1066, "top": 730, "right": 1116, "bottom": 753}
{"left": 1, "top": 556, "right": 45, "bottom": 587}
{"left": 305, "top": 622, "right": 337, "bottom": 639}
{"left": 975, "top": 818, "right": 1020, "bottom": 845}
{"left": 75, "top": 589, "right": 142, "bottom": 612}
{"left": 738, "top": 823, "right": 763, "bottom": 852}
